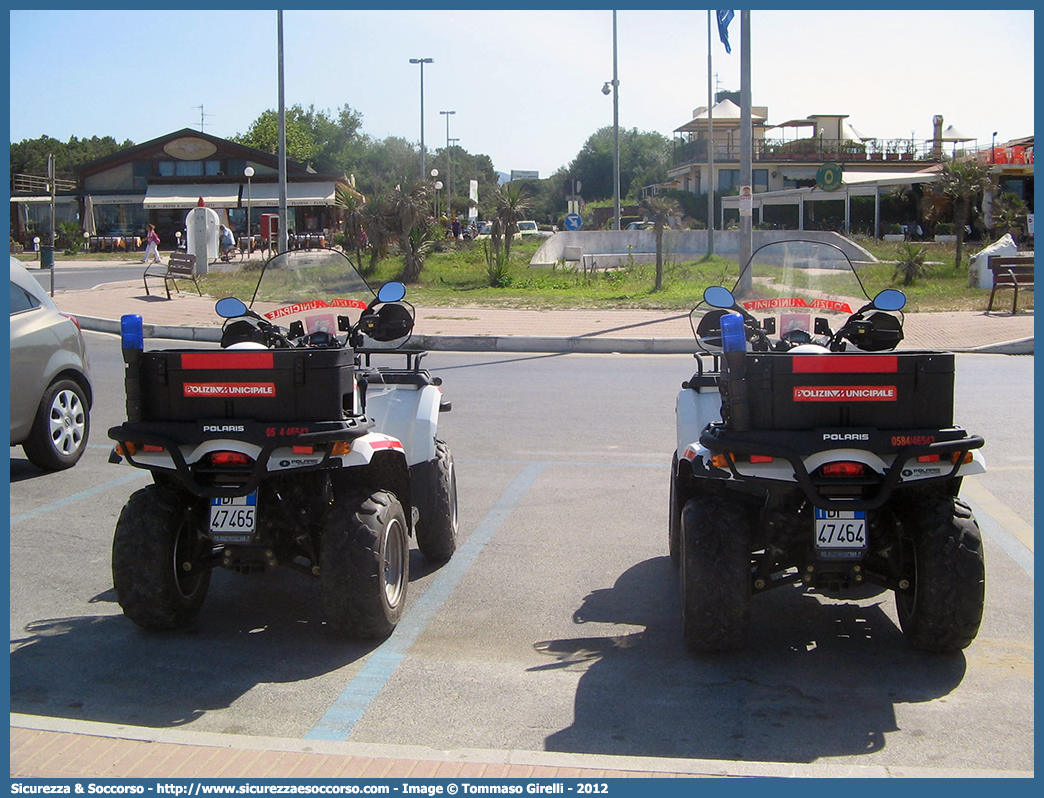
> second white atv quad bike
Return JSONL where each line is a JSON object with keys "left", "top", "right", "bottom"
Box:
{"left": 109, "top": 247, "right": 457, "bottom": 638}
{"left": 671, "top": 239, "right": 986, "bottom": 653}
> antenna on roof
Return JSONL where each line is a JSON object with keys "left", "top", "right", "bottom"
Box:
{"left": 193, "top": 104, "right": 215, "bottom": 132}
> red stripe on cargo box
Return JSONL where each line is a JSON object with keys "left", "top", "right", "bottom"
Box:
{"left": 792, "top": 355, "right": 897, "bottom": 374}
{"left": 181, "top": 352, "right": 274, "bottom": 370}
{"left": 369, "top": 439, "right": 404, "bottom": 450}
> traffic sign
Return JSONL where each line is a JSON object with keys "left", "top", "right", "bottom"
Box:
{"left": 564, "top": 213, "right": 583, "bottom": 230}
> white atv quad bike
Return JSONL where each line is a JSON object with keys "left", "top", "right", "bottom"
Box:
{"left": 671, "top": 239, "right": 986, "bottom": 653}
{"left": 109, "top": 247, "right": 457, "bottom": 638}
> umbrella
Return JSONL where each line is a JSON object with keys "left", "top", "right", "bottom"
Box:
{"left": 941, "top": 124, "right": 973, "bottom": 142}
{"left": 82, "top": 194, "right": 96, "bottom": 236}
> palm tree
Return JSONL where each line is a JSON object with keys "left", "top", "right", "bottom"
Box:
{"left": 389, "top": 180, "right": 431, "bottom": 282}
{"left": 991, "top": 192, "right": 1029, "bottom": 242}
{"left": 933, "top": 159, "right": 994, "bottom": 270}
{"left": 334, "top": 179, "right": 366, "bottom": 270}
{"left": 893, "top": 243, "right": 927, "bottom": 287}
{"left": 493, "top": 182, "right": 532, "bottom": 264}
{"left": 640, "top": 195, "right": 681, "bottom": 290}
{"left": 361, "top": 192, "right": 393, "bottom": 275}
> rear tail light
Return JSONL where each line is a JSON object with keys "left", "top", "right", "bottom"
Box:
{"left": 60, "top": 312, "right": 82, "bottom": 331}
{"left": 207, "top": 451, "right": 254, "bottom": 466}
{"left": 710, "top": 452, "right": 773, "bottom": 468}
{"left": 821, "top": 461, "right": 866, "bottom": 477}
{"left": 951, "top": 450, "right": 974, "bottom": 465}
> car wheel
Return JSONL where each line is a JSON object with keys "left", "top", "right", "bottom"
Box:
{"left": 22, "top": 378, "right": 90, "bottom": 471}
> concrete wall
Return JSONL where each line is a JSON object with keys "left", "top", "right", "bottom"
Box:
{"left": 531, "top": 230, "right": 877, "bottom": 268}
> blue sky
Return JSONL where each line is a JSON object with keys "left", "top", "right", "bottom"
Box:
{"left": 8, "top": 8, "right": 1035, "bottom": 178}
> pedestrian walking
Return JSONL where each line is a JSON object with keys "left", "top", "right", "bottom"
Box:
{"left": 142, "top": 224, "right": 162, "bottom": 265}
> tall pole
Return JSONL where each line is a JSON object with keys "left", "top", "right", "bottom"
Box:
{"left": 706, "top": 11, "right": 715, "bottom": 256}
{"left": 244, "top": 166, "right": 254, "bottom": 250}
{"left": 448, "top": 136, "right": 459, "bottom": 218}
{"left": 410, "top": 58, "right": 433, "bottom": 177}
{"left": 277, "top": 10, "right": 288, "bottom": 253}
{"left": 612, "top": 10, "right": 621, "bottom": 231}
{"left": 738, "top": 10, "right": 753, "bottom": 295}
{"left": 441, "top": 110, "right": 455, "bottom": 214}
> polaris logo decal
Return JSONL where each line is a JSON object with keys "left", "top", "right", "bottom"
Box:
{"left": 203, "top": 424, "right": 246, "bottom": 433}
{"left": 794, "top": 385, "right": 897, "bottom": 402}
{"left": 279, "top": 458, "right": 321, "bottom": 468}
{"left": 184, "top": 383, "right": 276, "bottom": 397}
{"left": 903, "top": 466, "right": 943, "bottom": 477}
{"left": 823, "top": 432, "right": 870, "bottom": 441}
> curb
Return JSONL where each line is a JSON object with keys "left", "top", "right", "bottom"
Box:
{"left": 11, "top": 715, "right": 1033, "bottom": 780}
{"left": 76, "top": 315, "right": 1033, "bottom": 356}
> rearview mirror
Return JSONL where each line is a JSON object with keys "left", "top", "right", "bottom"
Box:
{"left": 377, "top": 281, "right": 407, "bottom": 304}
{"left": 215, "top": 297, "right": 248, "bottom": 318}
{"left": 872, "top": 289, "right": 906, "bottom": 311}
{"left": 703, "top": 286, "right": 735, "bottom": 309}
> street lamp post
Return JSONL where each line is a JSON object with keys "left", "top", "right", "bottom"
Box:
{"left": 410, "top": 58, "right": 434, "bottom": 176}
{"left": 431, "top": 168, "right": 441, "bottom": 219}
{"left": 448, "top": 136, "right": 459, "bottom": 221}
{"left": 244, "top": 166, "right": 254, "bottom": 252}
{"left": 601, "top": 11, "right": 621, "bottom": 231}
{"left": 440, "top": 110, "right": 455, "bottom": 218}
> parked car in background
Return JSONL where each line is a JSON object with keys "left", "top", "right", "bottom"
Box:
{"left": 475, "top": 221, "right": 494, "bottom": 240}
{"left": 9, "top": 256, "right": 93, "bottom": 470}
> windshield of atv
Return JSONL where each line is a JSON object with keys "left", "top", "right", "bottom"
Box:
{"left": 691, "top": 239, "right": 876, "bottom": 353}
{"left": 239, "top": 247, "right": 377, "bottom": 337}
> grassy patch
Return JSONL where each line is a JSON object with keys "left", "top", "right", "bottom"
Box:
{"left": 47, "top": 235, "right": 1022, "bottom": 312}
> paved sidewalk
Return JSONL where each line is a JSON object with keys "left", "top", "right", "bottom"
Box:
{"left": 13, "top": 715, "right": 1029, "bottom": 779}
{"left": 50, "top": 279, "right": 1034, "bottom": 355}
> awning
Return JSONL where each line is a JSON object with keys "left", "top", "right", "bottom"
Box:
{"left": 9, "top": 195, "right": 78, "bottom": 204}
{"left": 244, "top": 182, "right": 338, "bottom": 207}
{"left": 88, "top": 194, "right": 145, "bottom": 205}
{"left": 143, "top": 183, "right": 240, "bottom": 209}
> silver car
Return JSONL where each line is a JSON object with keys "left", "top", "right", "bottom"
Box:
{"left": 9, "top": 256, "right": 93, "bottom": 470}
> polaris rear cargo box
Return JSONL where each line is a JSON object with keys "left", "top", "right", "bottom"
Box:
{"left": 733, "top": 351, "right": 954, "bottom": 430}
{"left": 139, "top": 348, "right": 356, "bottom": 422}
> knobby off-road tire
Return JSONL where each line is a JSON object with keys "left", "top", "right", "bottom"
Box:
{"left": 321, "top": 488, "right": 409, "bottom": 638}
{"left": 681, "top": 494, "right": 752, "bottom": 653}
{"left": 112, "top": 485, "right": 211, "bottom": 630}
{"left": 23, "top": 378, "right": 90, "bottom": 471}
{"left": 416, "top": 439, "right": 458, "bottom": 562}
{"left": 895, "top": 494, "right": 985, "bottom": 652}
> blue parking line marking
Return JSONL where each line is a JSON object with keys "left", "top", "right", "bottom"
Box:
{"left": 305, "top": 461, "right": 547, "bottom": 742}
{"left": 9, "top": 472, "right": 147, "bottom": 525}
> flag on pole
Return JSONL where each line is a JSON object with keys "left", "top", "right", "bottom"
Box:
{"left": 716, "top": 10, "right": 735, "bottom": 54}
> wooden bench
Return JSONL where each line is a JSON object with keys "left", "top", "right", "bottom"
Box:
{"left": 143, "top": 252, "right": 202, "bottom": 299}
{"left": 987, "top": 255, "right": 1034, "bottom": 314}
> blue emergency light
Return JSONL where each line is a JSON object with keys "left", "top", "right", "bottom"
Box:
{"left": 121, "top": 314, "right": 144, "bottom": 350}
